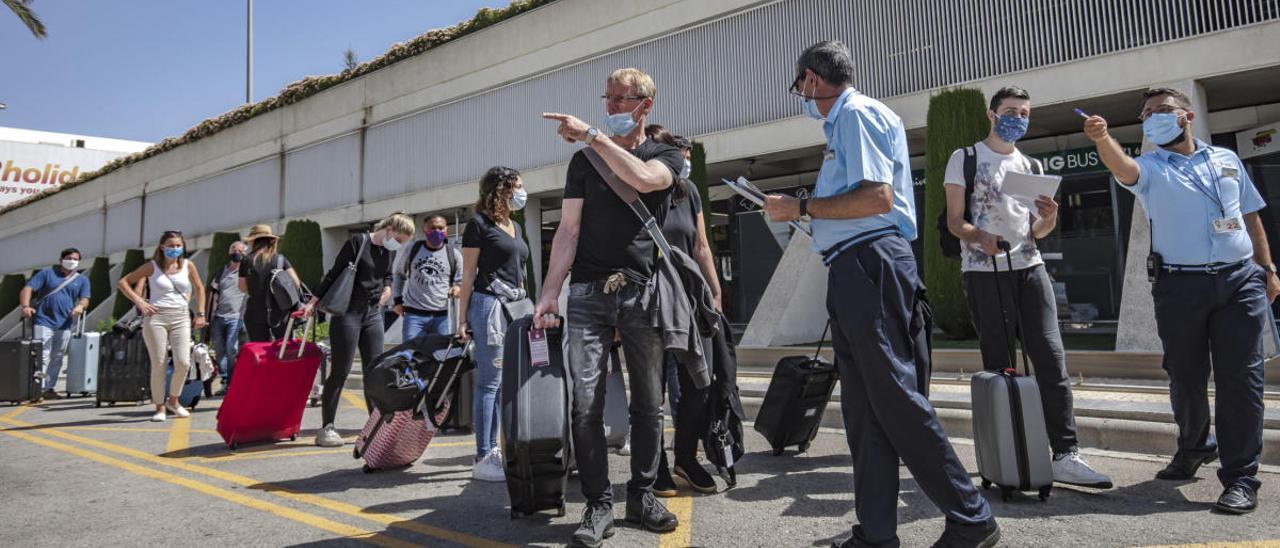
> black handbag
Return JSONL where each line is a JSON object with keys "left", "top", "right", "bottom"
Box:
{"left": 317, "top": 235, "right": 369, "bottom": 316}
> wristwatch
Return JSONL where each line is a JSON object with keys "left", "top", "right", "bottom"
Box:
{"left": 799, "top": 198, "right": 810, "bottom": 218}
{"left": 1267, "top": 263, "right": 1277, "bottom": 275}
{"left": 583, "top": 127, "right": 600, "bottom": 144}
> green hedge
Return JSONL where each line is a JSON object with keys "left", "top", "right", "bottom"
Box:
{"left": 87, "top": 257, "right": 111, "bottom": 312}
{"left": 923, "top": 88, "right": 988, "bottom": 339}
{"left": 112, "top": 249, "right": 146, "bottom": 319}
{"left": 690, "top": 141, "right": 714, "bottom": 254}
{"left": 279, "top": 220, "right": 323, "bottom": 292}
{"left": 205, "top": 232, "right": 244, "bottom": 284}
{"left": 0, "top": 274, "right": 26, "bottom": 316}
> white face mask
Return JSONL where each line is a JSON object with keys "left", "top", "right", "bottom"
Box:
{"left": 380, "top": 231, "right": 404, "bottom": 252}
{"left": 61, "top": 259, "right": 79, "bottom": 271}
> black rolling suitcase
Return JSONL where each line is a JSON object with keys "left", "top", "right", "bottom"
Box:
{"left": 0, "top": 320, "right": 43, "bottom": 405}
{"left": 754, "top": 323, "right": 838, "bottom": 455}
{"left": 501, "top": 315, "right": 571, "bottom": 519}
{"left": 96, "top": 315, "right": 151, "bottom": 407}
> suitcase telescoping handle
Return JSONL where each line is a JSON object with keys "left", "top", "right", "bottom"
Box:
{"left": 991, "top": 241, "right": 1032, "bottom": 376}
{"left": 277, "top": 311, "right": 315, "bottom": 360}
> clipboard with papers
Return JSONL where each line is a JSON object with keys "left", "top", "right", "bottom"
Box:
{"left": 722, "top": 176, "right": 812, "bottom": 236}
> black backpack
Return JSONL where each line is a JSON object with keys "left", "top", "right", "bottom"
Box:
{"left": 265, "top": 255, "right": 303, "bottom": 327}
{"left": 935, "top": 146, "right": 1043, "bottom": 260}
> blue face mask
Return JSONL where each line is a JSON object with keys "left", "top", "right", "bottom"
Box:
{"left": 509, "top": 188, "right": 528, "bottom": 211}
{"left": 800, "top": 79, "right": 825, "bottom": 121}
{"left": 603, "top": 103, "right": 641, "bottom": 136}
{"left": 1142, "top": 112, "right": 1186, "bottom": 147}
{"left": 680, "top": 159, "right": 692, "bottom": 180}
{"left": 163, "top": 247, "right": 183, "bottom": 259}
{"left": 994, "top": 114, "right": 1029, "bottom": 143}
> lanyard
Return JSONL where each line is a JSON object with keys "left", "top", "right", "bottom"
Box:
{"left": 1165, "top": 149, "right": 1225, "bottom": 217}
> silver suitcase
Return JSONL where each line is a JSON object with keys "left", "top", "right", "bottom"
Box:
{"left": 603, "top": 346, "right": 631, "bottom": 449}
{"left": 970, "top": 242, "right": 1053, "bottom": 502}
{"left": 65, "top": 317, "right": 100, "bottom": 397}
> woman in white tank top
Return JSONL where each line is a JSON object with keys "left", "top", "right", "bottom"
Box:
{"left": 118, "top": 230, "right": 208, "bottom": 422}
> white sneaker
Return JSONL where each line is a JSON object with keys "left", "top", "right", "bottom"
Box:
{"left": 617, "top": 434, "right": 631, "bottom": 456}
{"left": 472, "top": 449, "right": 506, "bottom": 482}
{"left": 150, "top": 411, "right": 166, "bottom": 422}
{"left": 165, "top": 403, "right": 190, "bottom": 418}
{"left": 315, "top": 424, "right": 344, "bottom": 447}
{"left": 1052, "top": 451, "right": 1113, "bottom": 488}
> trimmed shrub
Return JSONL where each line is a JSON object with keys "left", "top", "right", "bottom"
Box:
{"left": 112, "top": 249, "right": 146, "bottom": 319}
{"left": 279, "top": 220, "right": 323, "bottom": 292}
{"left": 205, "top": 232, "right": 244, "bottom": 284}
{"left": 87, "top": 257, "right": 111, "bottom": 312}
{"left": 923, "top": 88, "right": 989, "bottom": 339}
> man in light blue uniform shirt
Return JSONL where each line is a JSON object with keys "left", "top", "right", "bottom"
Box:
{"left": 765, "top": 41, "right": 997, "bottom": 548}
{"left": 1086, "top": 87, "right": 1278, "bottom": 515}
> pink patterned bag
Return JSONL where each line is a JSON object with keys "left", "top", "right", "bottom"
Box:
{"left": 354, "top": 400, "right": 451, "bottom": 472}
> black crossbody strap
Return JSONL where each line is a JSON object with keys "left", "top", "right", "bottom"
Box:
{"left": 582, "top": 147, "right": 675, "bottom": 260}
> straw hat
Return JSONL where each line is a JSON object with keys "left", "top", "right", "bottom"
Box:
{"left": 244, "top": 224, "right": 279, "bottom": 242}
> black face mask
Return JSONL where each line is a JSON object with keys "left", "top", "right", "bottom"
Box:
{"left": 229, "top": 252, "right": 244, "bottom": 263}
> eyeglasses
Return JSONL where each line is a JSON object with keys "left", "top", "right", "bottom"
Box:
{"left": 1138, "top": 104, "right": 1183, "bottom": 122}
{"left": 600, "top": 94, "right": 648, "bottom": 104}
{"left": 788, "top": 73, "right": 811, "bottom": 98}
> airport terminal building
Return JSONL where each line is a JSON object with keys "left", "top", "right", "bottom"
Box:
{"left": 1, "top": 0, "right": 1279, "bottom": 346}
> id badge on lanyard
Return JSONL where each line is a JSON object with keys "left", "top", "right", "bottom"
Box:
{"left": 1169, "top": 154, "right": 1241, "bottom": 235}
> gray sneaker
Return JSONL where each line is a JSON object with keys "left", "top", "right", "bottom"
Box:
{"left": 570, "top": 503, "right": 615, "bottom": 548}
{"left": 314, "top": 424, "right": 344, "bottom": 447}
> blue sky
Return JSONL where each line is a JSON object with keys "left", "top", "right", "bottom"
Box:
{"left": 1, "top": 1, "right": 510, "bottom": 143}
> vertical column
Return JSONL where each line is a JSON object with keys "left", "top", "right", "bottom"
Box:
{"left": 523, "top": 196, "right": 544, "bottom": 295}
{"left": 1115, "top": 80, "right": 1210, "bottom": 352}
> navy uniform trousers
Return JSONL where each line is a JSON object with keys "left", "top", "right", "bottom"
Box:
{"left": 1153, "top": 261, "right": 1267, "bottom": 492}
{"left": 827, "top": 233, "right": 992, "bottom": 546}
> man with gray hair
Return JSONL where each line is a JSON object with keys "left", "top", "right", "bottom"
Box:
{"left": 765, "top": 40, "right": 999, "bottom": 547}
{"left": 207, "top": 240, "right": 248, "bottom": 394}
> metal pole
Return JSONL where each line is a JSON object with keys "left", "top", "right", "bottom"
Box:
{"left": 246, "top": 0, "right": 253, "bottom": 104}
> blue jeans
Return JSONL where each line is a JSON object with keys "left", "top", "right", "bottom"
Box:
{"left": 34, "top": 325, "right": 70, "bottom": 391}
{"left": 466, "top": 291, "right": 503, "bottom": 459}
{"left": 210, "top": 316, "right": 241, "bottom": 383}
{"left": 402, "top": 311, "right": 450, "bottom": 341}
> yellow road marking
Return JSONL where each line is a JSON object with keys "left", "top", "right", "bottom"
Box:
{"left": 342, "top": 391, "right": 368, "bottom": 411}
{"left": 62, "top": 426, "right": 219, "bottom": 434}
{"left": 0, "top": 416, "right": 512, "bottom": 548}
{"left": 2, "top": 404, "right": 33, "bottom": 419}
{"left": 0, "top": 425, "right": 413, "bottom": 547}
{"left": 1145, "top": 543, "right": 1280, "bottom": 547}
{"left": 204, "top": 448, "right": 352, "bottom": 463}
{"left": 659, "top": 495, "right": 693, "bottom": 548}
{"left": 165, "top": 417, "right": 191, "bottom": 457}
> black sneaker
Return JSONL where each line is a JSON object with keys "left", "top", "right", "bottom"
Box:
{"left": 654, "top": 459, "right": 679, "bottom": 498}
{"left": 41, "top": 390, "right": 63, "bottom": 400}
{"left": 570, "top": 503, "right": 615, "bottom": 548}
{"left": 625, "top": 492, "right": 678, "bottom": 533}
{"left": 1213, "top": 485, "right": 1258, "bottom": 515}
{"left": 932, "top": 520, "right": 1000, "bottom": 548}
{"left": 832, "top": 525, "right": 898, "bottom": 547}
{"left": 1155, "top": 450, "right": 1218, "bottom": 480}
{"left": 673, "top": 461, "right": 717, "bottom": 494}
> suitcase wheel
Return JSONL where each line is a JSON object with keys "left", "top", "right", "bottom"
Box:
{"left": 229, "top": 442, "right": 239, "bottom": 451}
{"left": 94, "top": 402, "right": 101, "bottom": 408}
{"left": 798, "top": 442, "right": 810, "bottom": 453}
{"left": 1000, "top": 487, "right": 1013, "bottom": 502}
{"left": 290, "top": 434, "right": 297, "bottom": 442}
{"left": 557, "top": 505, "right": 566, "bottom": 517}
{"left": 510, "top": 510, "right": 524, "bottom": 520}
{"left": 981, "top": 479, "right": 992, "bottom": 489}
{"left": 352, "top": 447, "right": 361, "bottom": 459}
{"left": 771, "top": 446, "right": 784, "bottom": 457}
{"left": 1038, "top": 486, "right": 1051, "bottom": 502}
{"left": 362, "top": 465, "right": 374, "bottom": 474}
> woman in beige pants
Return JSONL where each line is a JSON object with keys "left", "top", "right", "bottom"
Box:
{"left": 118, "top": 230, "right": 207, "bottom": 422}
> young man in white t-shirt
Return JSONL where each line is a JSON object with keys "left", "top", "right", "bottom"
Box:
{"left": 944, "top": 86, "right": 1112, "bottom": 489}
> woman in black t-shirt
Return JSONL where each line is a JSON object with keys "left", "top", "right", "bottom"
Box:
{"left": 238, "top": 224, "right": 303, "bottom": 342}
{"left": 647, "top": 124, "right": 723, "bottom": 495}
{"left": 457, "top": 166, "right": 530, "bottom": 482}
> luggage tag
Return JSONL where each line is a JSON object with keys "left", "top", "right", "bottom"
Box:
{"left": 1212, "top": 217, "right": 1242, "bottom": 234}
{"left": 723, "top": 444, "right": 735, "bottom": 469}
{"left": 529, "top": 328, "right": 551, "bottom": 368}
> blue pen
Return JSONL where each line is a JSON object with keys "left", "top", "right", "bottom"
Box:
{"left": 1073, "top": 108, "right": 1090, "bottom": 119}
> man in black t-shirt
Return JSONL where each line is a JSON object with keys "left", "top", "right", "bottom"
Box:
{"left": 538, "top": 68, "right": 685, "bottom": 547}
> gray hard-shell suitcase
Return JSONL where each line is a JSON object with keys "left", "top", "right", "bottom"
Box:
{"left": 0, "top": 320, "right": 42, "bottom": 404}
{"left": 970, "top": 242, "right": 1053, "bottom": 502}
{"left": 501, "top": 315, "right": 570, "bottom": 519}
{"left": 65, "top": 316, "right": 100, "bottom": 397}
{"left": 604, "top": 344, "right": 630, "bottom": 449}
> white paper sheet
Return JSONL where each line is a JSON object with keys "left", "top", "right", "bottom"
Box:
{"left": 1001, "top": 171, "right": 1063, "bottom": 219}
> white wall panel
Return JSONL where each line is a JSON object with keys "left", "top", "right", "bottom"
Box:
{"left": 144, "top": 158, "right": 280, "bottom": 239}
{"left": 105, "top": 198, "right": 142, "bottom": 251}
{"left": 284, "top": 133, "right": 360, "bottom": 216}
{"left": 0, "top": 211, "right": 104, "bottom": 272}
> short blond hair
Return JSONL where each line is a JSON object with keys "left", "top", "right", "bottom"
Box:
{"left": 374, "top": 212, "right": 415, "bottom": 236}
{"left": 608, "top": 68, "right": 656, "bottom": 99}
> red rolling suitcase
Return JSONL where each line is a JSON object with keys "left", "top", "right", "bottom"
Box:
{"left": 217, "top": 314, "right": 322, "bottom": 449}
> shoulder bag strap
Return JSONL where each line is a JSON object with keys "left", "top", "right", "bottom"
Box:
{"left": 582, "top": 147, "right": 675, "bottom": 259}
{"left": 962, "top": 146, "right": 977, "bottom": 223}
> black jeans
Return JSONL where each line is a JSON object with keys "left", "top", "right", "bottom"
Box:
{"left": 567, "top": 279, "right": 665, "bottom": 507}
{"left": 963, "top": 264, "right": 1079, "bottom": 455}
{"left": 320, "top": 301, "right": 383, "bottom": 426}
{"left": 1153, "top": 261, "right": 1267, "bottom": 491}
{"left": 663, "top": 352, "right": 708, "bottom": 467}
